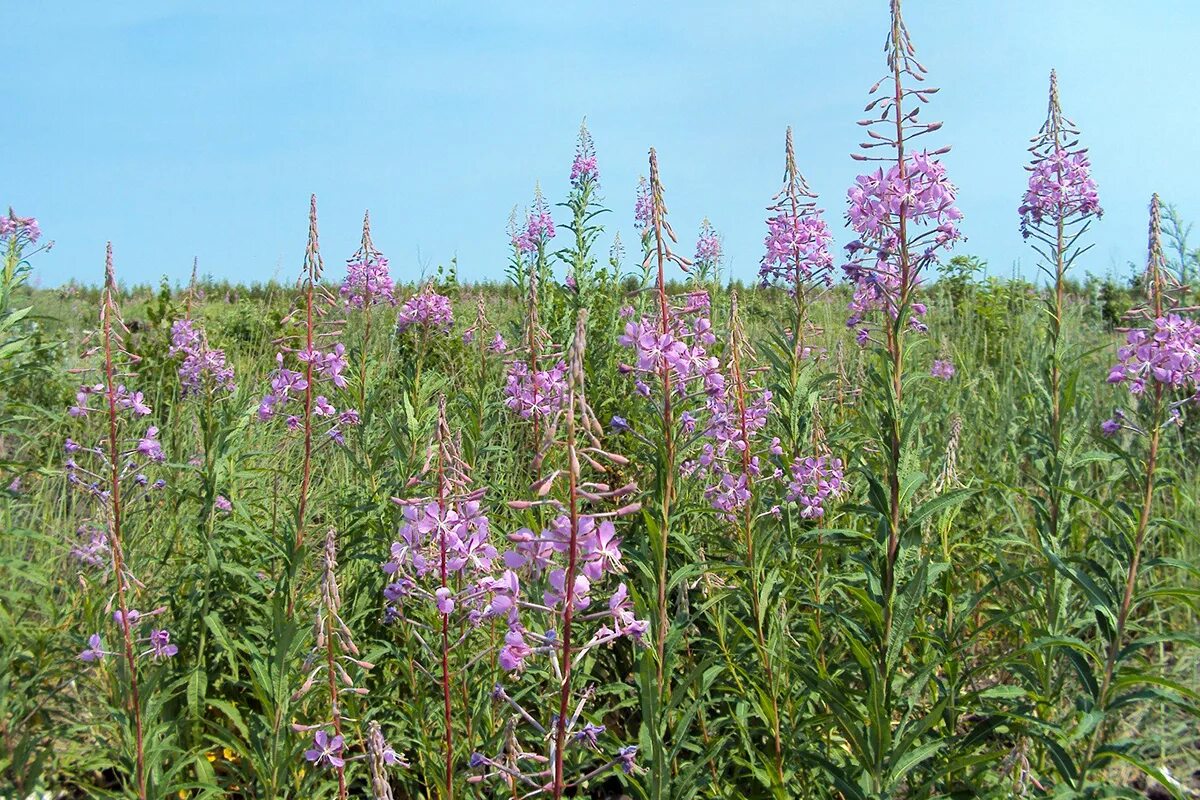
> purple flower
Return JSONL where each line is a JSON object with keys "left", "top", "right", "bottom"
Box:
{"left": 694, "top": 218, "right": 722, "bottom": 265}
{"left": 148, "top": 629, "right": 178, "bottom": 660}
{"left": 573, "top": 722, "right": 606, "bottom": 749}
{"left": 1100, "top": 418, "right": 1121, "bottom": 437}
{"left": 435, "top": 587, "right": 455, "bottom": 615}
{"left": 760, "top": 211, "right": 834, "bottom": 290}
{"left": 787, "top": 455, "right": 847, "bottom": 520}
{"left": 499, "top": 628, "right": 532, "bottom": 671}
{"left": 504, "top": 360, "right": 568, "bottom": 419}
{"left": 513, "top": 186, "right": 556, "bottom": 254}
{"left": 214, "top": 495, "right": 232, "bottom": 512}
{"left": 634, "top": 177, "right": 653, "bottom": 232}
{"left": 79, "top": 633, "right": 106, "bottom": 662}
{"left": 304, "top": 730, "right": 346, "bottom": 769}
{"left": 1, "top": 209, "right": 42, "bottom": 245}
{"left": 137, "top": 427, "right": 165, "bottom": 462}
{"left": 931, "top": 359, "right": 956, "bottom": 380}
{"left": 1019, "top": 148, "right": 1102, "bottom": 237}
{"left": 113, "top": 608, "right": 142, "bottom": 627}
{"left": 396, "top": 289, "right": 454, "bottom": 334}
{"left": 842, "top": 152, "right": 963, "bottom": 332}
{"left": 341, "top": 255, "right": 396, "bottom": 309}
{"left": 1108, "top": 314, "right": 1200, "bottom": 396}
{"left": 569, "top": 121, "right": 599, "bottom": 187}
{"left": 618, "top": 745, "right": 639, "bottom": 774}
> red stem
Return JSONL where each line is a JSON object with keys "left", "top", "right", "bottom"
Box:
{"left": 552, "top": 387, "right": 583, "bottom": 799}
{"left": 100, "top": 259, "right": 147, "bottom": 800}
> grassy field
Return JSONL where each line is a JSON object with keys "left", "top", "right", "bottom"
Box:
{"left": 1, "top": 244, "right": 1198, "bottom": 799}
{"left": 2, "top": 2, "right": 1198, "bottom": 795}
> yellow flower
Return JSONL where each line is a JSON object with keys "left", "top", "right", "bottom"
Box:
{"left": 223, "top": 747, "right": 239, "bottom": 762}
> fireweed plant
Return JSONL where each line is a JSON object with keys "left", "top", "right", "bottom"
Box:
{"left": 341, "top": 210, "right": 397, "bottom": 415}
{"left": 684, "top": 290, "right": 792, "bottom": 787}
{"left": 169, "top": 301, "right": 236, "bottom": 512}
{"left": 759, "top": 131, "right": 835, "bottom": 366}
{"left": 257, "top": 195, "right": 360, "bottom": 573}
{"left": 504, "top": 184, "right": 568, "bottom": 469}
{"left": 68, "top": 245, "right": 175, "bottom": 800}
{"left": 1013, "top": 68, "right": 1106, "bottom": 770}
{"left": 810, "top": 1, "right": 981, "bottom": 796}
{"left": 395, "top": 281, "right": 455, "bottom": 465}
{"left": 294, "top": 527, "right": 399, "bottom": 799}
{"left": 8, "top": 9, "right": 1200, "bottom": 799}
{"left": 383, "top": 396, "right": 498, "bottom": 798}
{"left": 617, "top": 149, "right": 740, "bottom": 799}
{"left": 472, "top": 310, "right": 646, "bottom": 799}
{"left": 1036, "top": 195, "right": 1200, "bottom": 795}
{"left": 623, "top": 148, "right": 704, "bottom": 684}
{"left": 1, "top": 208, "right": 52, "bottom": 370}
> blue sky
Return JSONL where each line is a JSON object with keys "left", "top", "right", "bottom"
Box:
{"left": 10, "top": 2, "right": 1200, "bottom": 288}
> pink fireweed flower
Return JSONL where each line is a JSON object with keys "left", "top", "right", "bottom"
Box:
{"left": 341, "top": 254, "right": 396, "bottom": 308}
{"left": 258, "top": 346, "right": 359, "bottom": 443}
{"left": 842, "top": 151, "right": 963, "bottom": 336}
{"left": 70, "top": 523, "right": 110, "bottom": 568}
{"left": 931, "top": 359, "right": 956, "bottom": 380}
{"left": 570, "top": 120, "right": 599, "bottom": 188}
{"left": 786, "top": 455, "right": 847, "bottom": 520}
{"left": 694, "top": 218, "right": 722, "bottom": 266}
{"left": 146, "top": 629, "right": 178, "bottom": 660}
{"left": 845, "top": 153, "right": 962, "bottom": 241}
{"left": 79, "top": 633, "right": 107, "bottom": 662}
{"left": 1019, "top": 148, "right": 1101, "bottom": 236}
{"left": 0, "top": 208, "right": 42, "bottom": 245}
{"left": 396, "top": 288, "right": 454, "bottom": 334}
{"left": 617, "top": 292, "right": 721, "bottom": 398}
{"left": 1107, "top": 313, "right": 1200, "bottom": 398}
{"left": 761, "top": 212, "right": 834, "bottom": 290}
{"left": 634, "top": 176, "right": 653, "bottom": 232}
{"left": 305, "top": 730, "right": 346, "bottom": 769}
{"left": 503, "top": 359, "right": 568, "bottom": 419}
{"left": 136, "top": 427, "right": 165, "bottom": 463}
{"left": 513, "top": 185, "right": 556, "bottom": 254}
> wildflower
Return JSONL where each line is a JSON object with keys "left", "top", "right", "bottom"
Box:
{"left": 396, "top": 288, "right": 454, "bottom": 333}
{"left": 787, "top": 455, "right": 847, "bottom": 520}
{"left": 634, "top": 176, "right": 653, "bottom": 231}
{"left": 618, "top": 745, "right": 639, "bottom": 774}
{"left": 761, "top": 212, "right": 833, "bottom": 289}
{"left": 0, "top": 209, "right": 42, "bottom": 245}
{"left": 137, "top": 427, "right": 165, "bottom": 462}
{"left": 842, "top": 144, "right": 962, "bottom": 335}
{"left": 759, "top": 130, "right": 836, "bottom": 296}
{"left": 931, "top": 359, "right": 956, "bottom": 380}
{"left": 147, "top": 629, "right": 179, "bottom": 660}
{"left": 514, "top": 185, "right": 556, "bottom": 253}
{"left": 304, "top": 730, "right": 346, "bottom": 769}
{"left": 570, "top": 120, "right": 599, "bottom": 187}
{"left": 214, "top": 495, "right": 232, "bottom": 513}
{"left": 1108, "top": 313, "right": 1200, "bottom": 396}
{"left": 79, "top": 634, "right": 106, "bottom": 662}
{"left": 694, "top": 218, "right": 722, "bottom": 265}
{"left": 340, "top": 217, "right": 396, "bottom": 309}
{"left": 574, "top": 722, "right": 605, "bottom": 749}
{"left": 1019, "top": 147, "right": 1101, "bottom": 236}
{"left": 503, "top": 360, "right": 568, "bottom": 419}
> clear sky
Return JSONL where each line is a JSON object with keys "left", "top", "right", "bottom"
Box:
{"left": 10, "top": 2, "right": 1200, "bottom": 288}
